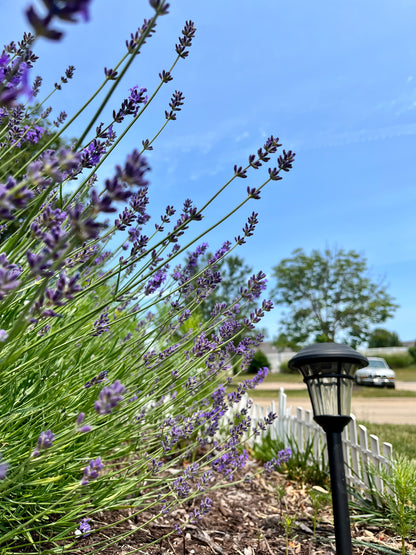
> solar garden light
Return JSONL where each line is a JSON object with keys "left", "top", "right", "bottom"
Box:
{"left": 288, "top": 343, "right": 368, "bottom": 555}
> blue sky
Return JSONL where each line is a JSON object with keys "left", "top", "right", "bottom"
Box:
{"left": 3, "top": 1, "right": 416, "bottom": 342}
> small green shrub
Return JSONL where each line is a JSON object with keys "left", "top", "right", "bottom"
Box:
{"left": 351, "top": 456, "right": 416, "bottom": 555}
{"left": 409, "top": 345, "right": 416, "bottom": 364}
{"left": 383, "top": 353, "right": 414, "bottom": 369}
{"left": 247, "top": 350, "right": 271, "bottom": 374}
{"left": 279, "top": 360, "right": 298, "bottom": 374}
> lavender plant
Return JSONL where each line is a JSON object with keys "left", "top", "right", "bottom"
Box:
{"left": 0, "top": 1, "right": 294, "bottom": 552}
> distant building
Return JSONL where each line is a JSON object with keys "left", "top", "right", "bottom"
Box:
{"left": 257, "top": 341, "right": 296, "bottom": 373}
{"left": 401, "top": 340, "right": 415, "bottom": 348}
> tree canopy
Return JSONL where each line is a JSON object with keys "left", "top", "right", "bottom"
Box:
{"left": 271, "top": 247, "right": 398, "bottom": 347}
{"left": 367, "top": 328, "right": 401, "bottom": 348}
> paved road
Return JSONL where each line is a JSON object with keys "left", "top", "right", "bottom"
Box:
{"left": 254, "top": 382, "right": 416, "bottom": 425}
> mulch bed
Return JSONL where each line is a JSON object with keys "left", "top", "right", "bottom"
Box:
{"left": 75, "top": 459, "right": 413, "bottom": 555}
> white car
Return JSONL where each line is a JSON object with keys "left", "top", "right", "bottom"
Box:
{"left": 355, "top": 357, "right": 396, "bottom": 388}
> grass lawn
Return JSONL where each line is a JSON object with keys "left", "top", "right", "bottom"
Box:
{"left": 358, "top": 421, "right": 416, "bottom": 461}
{"left": 394, "top": 366, "right": 416, "bottom": 381}
{"left": 233, "top": 364, "right": 416, "bottom": 384}
{"left": 239, "top": 387, "right": 416, "bottom": 400}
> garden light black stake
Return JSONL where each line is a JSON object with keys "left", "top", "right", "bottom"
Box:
{"left": 288, "top": 343, "right": 368, "bottom": 555}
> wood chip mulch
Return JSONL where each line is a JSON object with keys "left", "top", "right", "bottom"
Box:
{"left": 74, "top": 459, "right": 414, "bottom": 555}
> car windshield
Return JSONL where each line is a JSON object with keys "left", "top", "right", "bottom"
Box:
{"left": 368, "top": 360, "right": 388, "bottom": 368}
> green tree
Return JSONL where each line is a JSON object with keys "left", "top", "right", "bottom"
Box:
{"left": 271, "top": 247, "right": 398, "bottom": 347}
{"left": 368, "top": 328, "right": 402, "bottom": 348}
{"left": 197, "top": 253, "right": 254, "bottom": 320}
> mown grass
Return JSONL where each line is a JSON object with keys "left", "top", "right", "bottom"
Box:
{"left": 395, "top": 366, "right": 416, "bottom": 381}
{"left": 358, "top": 421, "right": 416, "bottom": 461}
{"left": 234, "top": 364, "right": 416, "bottom": 384}
{"left": 230, "top": 385, "right": 416, "bottom": 399}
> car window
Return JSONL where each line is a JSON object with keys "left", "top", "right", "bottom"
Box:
{"left": 368, "top": 360, "right": 387, "bottom": 368}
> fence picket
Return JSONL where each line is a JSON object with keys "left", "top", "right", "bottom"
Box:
{"left": 358, "top": 425, "right": 370, "bottom": 489}
{"left": 243, "top": 388, "right": 394, "bottom": 499}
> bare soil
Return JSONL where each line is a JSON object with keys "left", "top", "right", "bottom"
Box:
{"left": 76, "top": 459, "right": 412, "bottom": 554}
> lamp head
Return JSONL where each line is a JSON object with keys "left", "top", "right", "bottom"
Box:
{"left": 288, "top": 343, "right": 368, "bottom": 419}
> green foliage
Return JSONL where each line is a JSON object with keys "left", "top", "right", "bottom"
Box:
{"left": 252, "top": 433, "right": 329, "bottom": 488}
{"left": 271, "top": 247, "right": 398, "bottom": 347}
{"left": 384, "top": 457, "right": 416, "bottom": 554}
{"left": 192, "top": 254, "right": 253, "bottom": 321}
{"left": 408, "top": 344, "right": 416, "bottom": 364}
{"left": 382, "top": 352, "right": 414, "bottom": 369}
{"left": 309, "top": 487, "right": 330, "bottom": 538}
{"left": 247, "top": 349, "right": 271, "bottom": 374}
{"left": 282, "top": 514, "right": 297, "bottom": 555}
{"left": 278, "top": 360, "right": 297, "bottom": 374}
{"left": 351, "top": 457, "right": 416, "bottom": 555}
{"left": 368, "top": 328, "right": 402, "bottom": 348}
{"left": 273, "top": 332, "right": 301, "bottom": 352}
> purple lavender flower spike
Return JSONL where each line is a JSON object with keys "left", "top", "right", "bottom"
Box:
{"left": 175, "top": 20, "right": 196, "bottom": 59}
{"left": 81, "top": 457, "right": 103, "bottom": 485}
{"left": 0, "top": 454, "right": 9, "bottom": 480}
{"left": 0, "top": 177, "right": 34, "bottom": 219}
{"left": 68, "top": 203, "right": 104, "bottom": 240}
{"left": 115, "top": 150, "right": 150, "bottom": 187}
{"left": 26, "top": 1, "right": 92, "bottom": 41}
{"left": 149, "top": 0, "right": 170, "bottom": 15}
{"left": 75, "top": 517, "right": 92, "bottom": 537}
{"left": 33, "top": 429, "right": 55, "bottom": 457}
{"left": 76, "top": 412, "right": 91, "bottom": 433}
{"left": 104, "top": 67, "right": 118, "bottom": 80}
{"left": 92, "top": 311, "right": 110, "bottom": 336}
{"left": 0, "top": 254, "right": 22, "bottom": 299}
{"left": 0, "top": 329, "right": 8, "bottom": 342}
{"left": 77, "top": 413, "right": 85, "bottom": 425}
{"left": 95, "top": 380, "right": 126, "bottom": 415}
{"left": 264, "top": 448, "right": 292, "bottom": 473}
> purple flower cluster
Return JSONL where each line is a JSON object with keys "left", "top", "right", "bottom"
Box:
{"left": 95, "top": 380, "right": 126, "bottom": 415}
{"left": 175, "top": 20, "right": 196, "bottom": 59}
{"left": 0, "top": 177, "right": 34, "bottom": 221}
{"left": 0, "top": 329, "right": 9, "bottom": 342}
{"left": 240, "top": 271, "right": 268, "bottom": 301}
{"left": 0, "top": 47, "right": 33, "bottom": 106}
{"left": 227, "top": 367, "right": 268, "bottom": 405}
{"left": 75, "top": 518, "right": 92, "bottom": 537}
{"left": 0, "top": 253, "right": 22, "bottom": 299}
{"left": 81, "top": 457, "right": 103, "bottom": 486}
{"left": 235, "top": 212, "right": 259, "bottom": 246}
{"left": 211, "top": 449, "right": 249, "bottom": 481}
{"left": 92, "top": 311, "right": 110, "bottom": 336}
{"left": 84, "top": 370, "right": 108, "bottom": 388}
{"left": 125, "top": 17, "right": 157, "bottom": 54}
{"left": 264, "top": 448, "right": 292, "bottom": 473}
{"left": 44, "top": 273, "right": 82, "bottom": 306}
{"left": 32, "top": 429, "right": 55, "bottom": 457}
{"left": 26, "top": 1, "right": 91, "bottom": 41}
{"left": 0, "top": 453, "right": 9, "bottom": 480}
{"left": 113, "top": 88, "right": 148, "bottom": 122}
{"left": 165, "top": 90, "right": 185, "bottom": 121}
{"left": 144, "top": 269, "right": 167, "bottom": 296}
{"left": 189, "top": 497, "right": 212, "bottom": 522}
{"left": 76, "top": 413, "right": 91, "bottom": 433}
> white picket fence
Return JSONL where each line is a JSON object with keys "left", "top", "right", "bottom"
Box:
{"left": 237, "top": 388, "right": 394, "bottom": 497}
